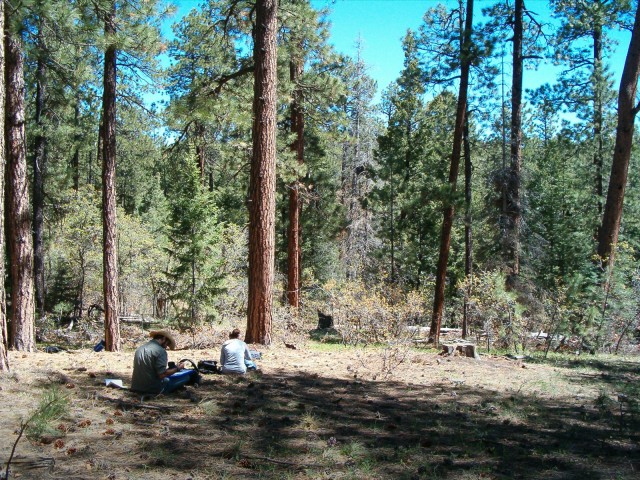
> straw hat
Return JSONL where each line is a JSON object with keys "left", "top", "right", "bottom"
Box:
{"left": 149, "top": 330, "right": 177, "bottom": 350}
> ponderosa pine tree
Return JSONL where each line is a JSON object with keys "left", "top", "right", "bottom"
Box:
{"left": 246, "top": 0, "right": 278, "bottom": 345}
{"left": 429, "top": 0, "right": 474, "bottom": 345}
{"left": 5, "top": 3, "right": 36, "bottom": 351}
{"left": 93, "top": 0, "right": 168, "bottom": 347}
{"left": 507, "top": 0, "right": 524, "bottom": 283}
{"left": 482, "top": 0, "right": 546, "bottom": 284}
{"left": 551, "top": 0, "right": 631, "bottom": 236}
{"left": 163, "top": 149, "right": 225, "bottom": 327}
{"left": 598, "top": 0, "right": 640, "bottom": 265}
{"left": 287, "top": 55, "right": 303, "bottom": 309}
{"left": 338, "top": 50, "right": 379, "bottom": 282}
{"left": 0, "top": 0, "right": 9, "bottom": 370}
{"left": 31, "top": 3, "right": 47, "bottom": 320}
{"left": 463, "top": 112, "right": 472, "bottom": 339}
{"left": 371, "top": 33, "right": 426, "bottom": 284}
{"left": 101, "top": 0, "right": 120, "bottom": 351}
{"left": 282, "top": 0, "right": 344, "bottom": 307}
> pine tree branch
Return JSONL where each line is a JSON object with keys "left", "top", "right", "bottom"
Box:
{"left": 207, "top": 64, "right": 255, "bottom": 96}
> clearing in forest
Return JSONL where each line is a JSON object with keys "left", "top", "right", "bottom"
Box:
{"left": 1, "top": 339, "right": 639, "bottom": 479}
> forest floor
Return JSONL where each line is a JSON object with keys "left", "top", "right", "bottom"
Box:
{"left": 1, "top": 325, "right": 639, "bottom": 480}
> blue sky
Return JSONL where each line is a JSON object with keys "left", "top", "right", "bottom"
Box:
{"left": 310, "top": 0, "right": 631, "bottom": 102}
{"left": 163, "top": 0, "right": 632, "bottom": 104}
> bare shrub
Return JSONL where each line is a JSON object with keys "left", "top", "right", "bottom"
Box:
{"left": 308, "top": 280, "right": 423, "bottom": 346}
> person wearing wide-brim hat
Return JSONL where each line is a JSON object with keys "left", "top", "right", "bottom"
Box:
{"left": 131, "top": 330, "right": 198, "bottom": 393}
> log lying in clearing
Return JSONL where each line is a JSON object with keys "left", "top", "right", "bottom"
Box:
{"left": 441, "top": 343, "right": 479, "bottom": 359}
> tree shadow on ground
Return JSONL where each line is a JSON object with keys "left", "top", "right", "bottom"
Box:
{"left": 109, "top": 368, "right": 639, "bottom": 478}
{"left": 19, "top": 357, "right": 640, "bottom": 480}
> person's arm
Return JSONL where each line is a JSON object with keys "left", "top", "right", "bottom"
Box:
{"left": 155, "top": 349, "right": 183, "bottom": 379}
{"left": 158, "top": 362, "right": 184, "bottom": 379}
{"left": 243, "top": 343, "right": 252, "bottom": 361}
{"left": 220, "top": 345, "right": 227, "bottom": 366}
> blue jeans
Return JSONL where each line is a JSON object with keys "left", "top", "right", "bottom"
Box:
{"left": 161, "top": 369, "right": 198, "bottom": 393}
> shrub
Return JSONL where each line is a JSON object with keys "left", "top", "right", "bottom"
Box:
{"left": 310, "top": 279, "right": 428, "bottom": 346}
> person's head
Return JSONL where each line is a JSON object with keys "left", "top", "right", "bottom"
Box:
{"left": 229, "top": 328, "right": 241, "bottom": 339}
{"left": 149, "top": 330, "right": 177, "bottom": 350}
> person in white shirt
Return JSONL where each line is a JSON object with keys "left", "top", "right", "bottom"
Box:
{"left": 220, "top": 328, "right": 257, "bottom": 374}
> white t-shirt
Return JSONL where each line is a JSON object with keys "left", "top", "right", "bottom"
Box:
{"left": 220, "top": 338, "right": 252, "bottom": 374}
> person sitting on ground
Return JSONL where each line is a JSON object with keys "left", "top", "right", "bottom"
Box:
{"left": 131, "top": 330, "right": 198, "bottom": 394}
{"left": 220, "top": 328, "right": 257, "bottom": 374}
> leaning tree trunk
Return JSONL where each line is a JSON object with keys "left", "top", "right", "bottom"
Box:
{"left": 287, "top": 57, "right": 304, "bottom": 309}
{"left": 5, "top": 16, "right": 36, "bottom": 352}
{"left": 246, "top": 0, "right": 278, "bottom": 345}
{"left": 101, "top": 1, "right": 120, "bottom": 351}
{"left": 0, "top": 0, "right": 10, "bottom": 370}
{"left": 33, "top": 17, "right": 47, "bottom": 320}
{"left": 597, "top": 2, "right": 640, "bottom": 265}
{"left": 429, "top": 0, "right": 473, "bottom": 346}
{"left": 506, "top": 0, "right": 523, "bottom": 285}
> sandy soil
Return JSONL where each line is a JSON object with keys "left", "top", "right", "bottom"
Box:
{"left": 0, "top": 332, "right": 638, "bottom": 480}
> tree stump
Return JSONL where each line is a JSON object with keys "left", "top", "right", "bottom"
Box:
{"left": 317, "top": 310, "right": 334, "bottom": 329}
{"left": 441, "top": 343, "right": 479, "bottom": 359}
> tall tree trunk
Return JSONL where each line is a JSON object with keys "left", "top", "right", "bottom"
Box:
{"left": 5, "top": 15, "right": 35, "bottom": 352}
{"left": 72, "top": 94, "right": 80, "bottom": 191}
{"left": 246, "top": 0, "right": 278, "bottom": 345}
{"left": 429, "top": 0, "right": 473, "bottom": 345}
{"left": 597, "top": 2, "right": 640, "bottom": 264}
{"left": 95, "top": 114, "right": 103, "bottom": 187}
{"left": 191, "top": 258, "right": 196, "bottom": 323}
{"left": 506, "top": 0, "right": 523, "bottom": 284}
{"left": 102, "top": 1, "right": 120, "bottom": 351}
{"left": 390, "top": 182, "right": 396, "bottom": 280}
{"left": 195, "top": 122, "right": 206, "bottom": 184}
{"left": 0, "top": 0, "right": 9, "bottom": 370}
{"left": 287, "top": 58, "right": 304, "bottom": 309}
{"left": 593, "top": 22, "right": 604, "bottom": 231}
{"left": 463, "top": 112, "right": 472, "bottom": 339}
{"left": 33, "top": 17, "right": 47, "bottom": 320}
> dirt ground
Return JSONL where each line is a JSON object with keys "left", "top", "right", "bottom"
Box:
{"left": 1, "top": 329, "right": 639, "bottom": 480}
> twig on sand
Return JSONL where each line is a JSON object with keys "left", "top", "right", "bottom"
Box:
{"left": 241, "top": 453, "right": 323, "bottom": 469}
{"left": 96, "top": 394, "right": 171, "bottom": 412}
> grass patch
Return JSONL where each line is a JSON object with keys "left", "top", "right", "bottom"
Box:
{"left": 308, "top": 340, "right": 351, "bottom": 352}
{"left": 309, "top": 328, "right": 343, "bottom": 344}
{"left": 199, "top": 400, "right": 221, "bottom": 416}
{"left": 298, "top": 412, "right": 320, "bottom": 431}
{"left": 26, "top": 385, "right": 69, "bottom": 441}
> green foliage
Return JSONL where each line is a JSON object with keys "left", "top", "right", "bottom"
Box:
{"left": 162, "top": 150, "right": 227, "bottom": 328}
{"left": 166, "top": 0, "right": 254, "bottom": 226}
{"left": 118, "top": 208, "right": 168, "bottom": 315}
{"left": 26, "top": 386, "right": 69, "bottom": 441}
{"left": 45, "top": 186, "right": 169, "bottom": 319}
{"left": 595, "top": 243, "right": 640, "bottom": 352}
{"left": 460, "top": 270, "right": 524, "bottom": 351}
{"left": 371, "top": 82, "right": 456, "bottom": 286}
{"left": 7, "top": 0, "right": 640, "bottom": 355}
{"left": 45, "top": 187, "right": 103, "bottom": 318}
{"left": 524, "top": 127, "right": 596, "bottom": 289}
{"left": 315, "top": 279, "right": 428, "bottom": 347}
